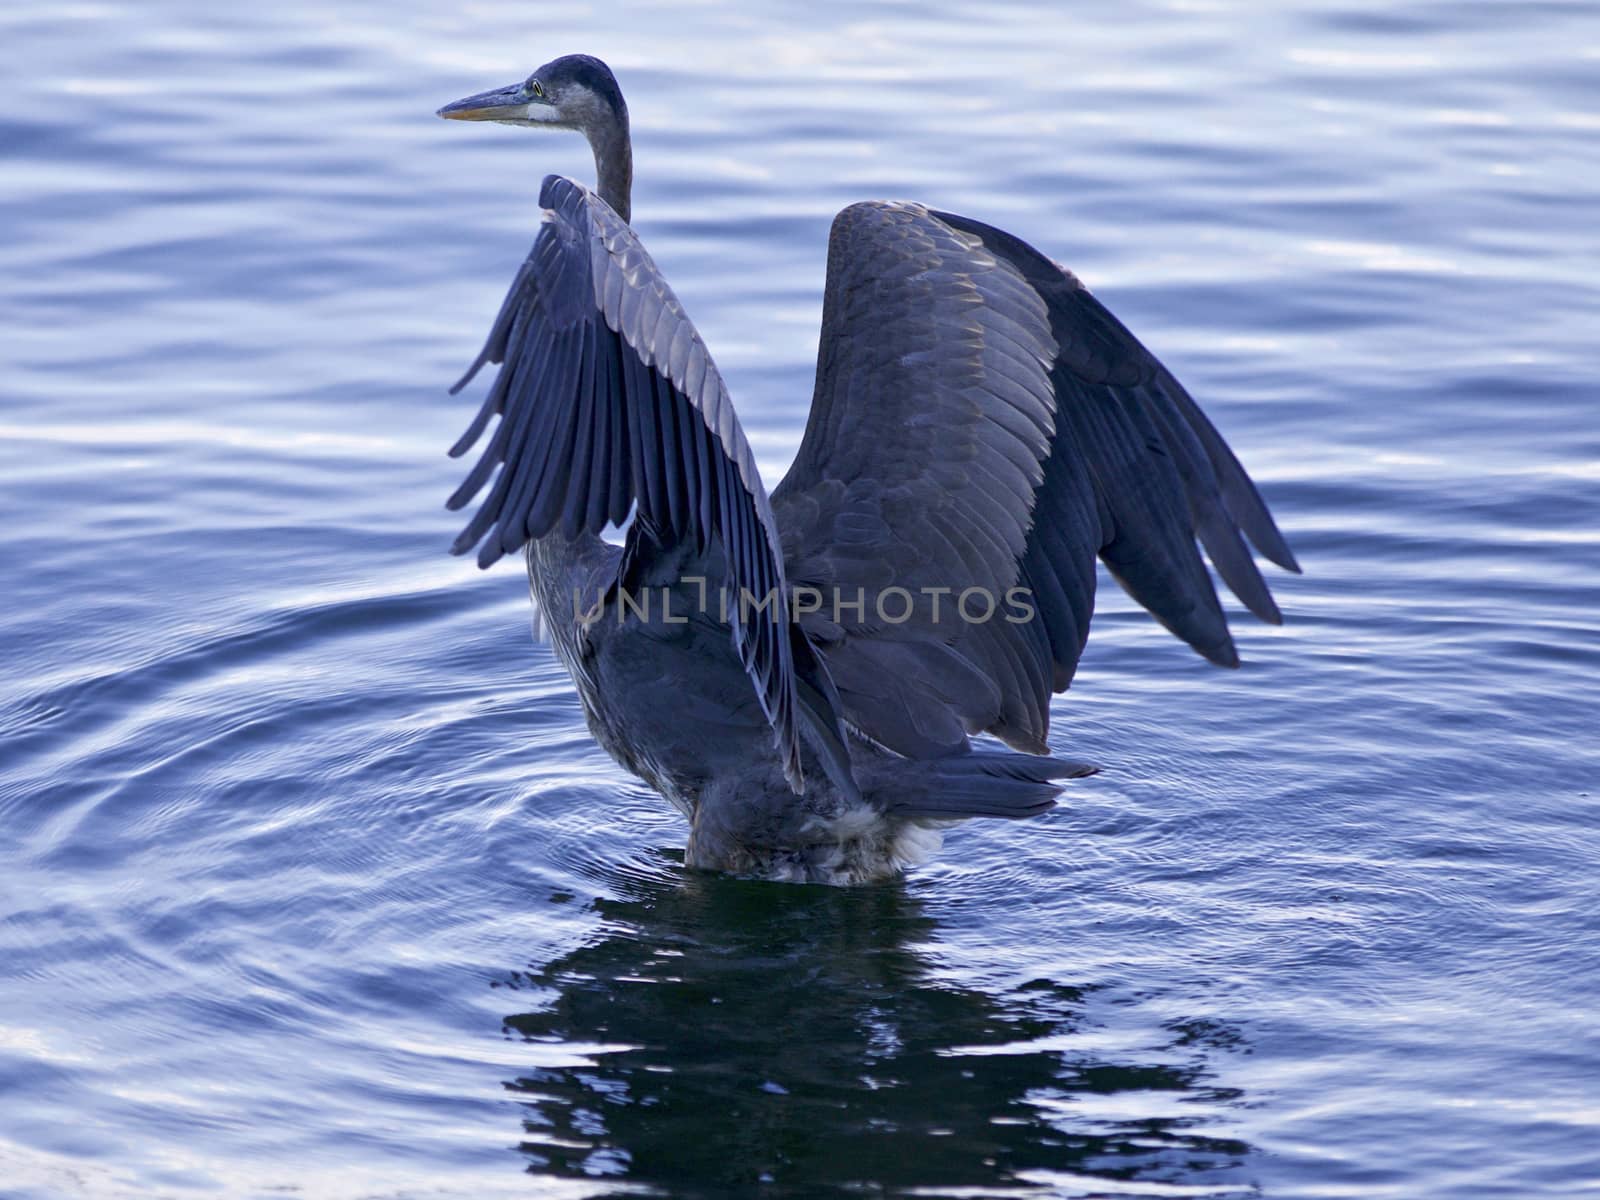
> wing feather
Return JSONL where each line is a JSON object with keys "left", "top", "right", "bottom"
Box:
{"left": 774, "top": 201, "right": 1297, "bottom": 757}
{"left": 448, "top": 175, "right": 853, "bottom": 796}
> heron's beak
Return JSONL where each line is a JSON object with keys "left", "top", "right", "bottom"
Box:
{"left": 437, "top": 83, "right": 530, "bottom": 122}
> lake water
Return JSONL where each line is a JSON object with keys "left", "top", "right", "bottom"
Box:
{"left": 3, "top": 1, "right": 1598, "bottom": 1196}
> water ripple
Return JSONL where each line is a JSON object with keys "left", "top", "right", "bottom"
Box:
{"left": 3, "top": 0, "right": 1599, "bottom": 1197}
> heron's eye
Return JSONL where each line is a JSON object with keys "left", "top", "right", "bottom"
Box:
{"left": 526, "top": 78, "right": 545, "bottom": 98}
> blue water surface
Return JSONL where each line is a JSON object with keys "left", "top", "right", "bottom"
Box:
{"left": 2, "top": 1, "right": 1598, "bottom": 1197}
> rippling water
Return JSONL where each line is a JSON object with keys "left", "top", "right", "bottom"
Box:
{"left": 3, "top": 2, "right": 1599, "bottom": 1197}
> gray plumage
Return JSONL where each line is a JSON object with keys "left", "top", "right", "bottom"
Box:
{"left": 438, "top": 56, "right": 1299, "bottom": 884}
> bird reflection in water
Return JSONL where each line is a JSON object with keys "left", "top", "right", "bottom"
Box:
{"left": 494, "top": 865, "right": 1255, "bottom": 1196}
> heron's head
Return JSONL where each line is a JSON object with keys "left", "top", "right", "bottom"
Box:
{"left": 436, "top": 54, "right": 627, "bottom": 139}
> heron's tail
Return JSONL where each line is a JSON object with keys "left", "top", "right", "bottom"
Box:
{"left": 871, "top": 752, "right": 1097, "bottom": 821}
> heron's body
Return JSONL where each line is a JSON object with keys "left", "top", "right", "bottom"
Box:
{"left": 527, "top": 532, "right": 1000, "bottom": 882}
{"left": 439, "top": 56, "right": 1299, "bottom": 883}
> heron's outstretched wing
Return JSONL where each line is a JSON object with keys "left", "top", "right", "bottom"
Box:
{"left": 448, "top": 174, "right": 852, "bottom": 797}
{"left": 773, "top": 201, "right": 1298, "bottom": 758}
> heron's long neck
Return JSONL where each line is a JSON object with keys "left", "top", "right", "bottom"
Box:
{"left": 588, "top": 112, "right": 633, "bottom": 223}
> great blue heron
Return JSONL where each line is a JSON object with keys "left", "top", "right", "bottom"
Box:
{"left": 437, "top": 55, "right": 1299, "bottom": 884}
